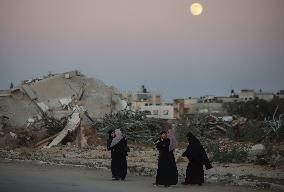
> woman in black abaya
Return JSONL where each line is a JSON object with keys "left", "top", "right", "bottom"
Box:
{"left": 107, "top": 129, "right": 128, "bottom": 180}
{"left": 181, "top": 132, "right": 212, "bottom": 185}
{"left": 155, "top": 131, "right": 178, "bottom": 187}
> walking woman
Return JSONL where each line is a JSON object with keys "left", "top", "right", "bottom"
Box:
{"left": 155, "top": 130, "right": 178, "bottom": 187}
{"left": 107, "top": 129, "right": 128, "bottom": 180}
{"left": 181, "top": 132, "right": 212, "bottom": 185}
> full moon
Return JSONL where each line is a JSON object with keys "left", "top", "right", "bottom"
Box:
{"left": 190, "top": 3, "right": 203, "bottom": 16}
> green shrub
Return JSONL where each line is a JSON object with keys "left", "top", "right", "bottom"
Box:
{"left": 41, "top": 113, "right": 69, "bottom": 136}
{"left": 175, "top": 117, "right": 200, "bottom": 142}
{"left": 205, "top": 141, "right": 249, "bottom": 163}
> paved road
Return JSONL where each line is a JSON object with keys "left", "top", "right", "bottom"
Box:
{"left": 0, "top": 160, "right": 272, "bottom": 192}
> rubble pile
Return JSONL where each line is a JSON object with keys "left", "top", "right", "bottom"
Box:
{"left": 95, "top": 110, "right": 166, "bottom": 144}
{"left": 0, "top": 70, "right": 124, "bottom": 148}
{"left": 262, "top": 107, "right": 284, "bottom": 142}
{"left": 0, "top": 70, "right": 123, "bottom": 129}
{"left": 0, "top": 127, "right": 47, "bottom": 149}
{"left": 177, "top": 114, "right": 247, "bottom": 142}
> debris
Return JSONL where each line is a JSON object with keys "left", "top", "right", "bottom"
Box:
{"left": 34, "top": 133, "right": 59, "bottom": 148}
{"left": 37, "top": 102, "right": 49, "bottom": 112}
{"left": 47, "top": 112, "right": 80, "bottom": 148}
{"left": 59, "top": 97, "right": 73, "bottom": 109}
{"left": 222, "top": 116, "right": 233, "bottom": 122}
{"left": 26, "top": 118, "right": 35, "bottom": 128}
{"left": 248, "top": 144, "right": 267, "bottom": 157}
{"left": 95, "top": 110, "right": 166, "bottom": 144}
{"left": 0, "top": 70, "right": 124, "bottom": 128}
{"left": 21, "top": 84, "right": 37, "bottom": 100}
{"left": 214, "top": 125, "right": 227, "bottom": 133}
{"left": 76, "top": 125, "right": 88, "bottom": 149}
{"left": 262, "top": 106, "right": 284, "bottom": 142}
{"left": 9, "top": 132, "right": 17, "bottom": 139}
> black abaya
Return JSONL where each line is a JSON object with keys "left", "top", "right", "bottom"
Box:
{"left": 155, "top": 138, "right": 178, "bottom": 186}
{"left": 107, "top": 137, "right": 128, "bottom": 180}
{"left": 182, "top": 132, "right": 212, "bottom": 185}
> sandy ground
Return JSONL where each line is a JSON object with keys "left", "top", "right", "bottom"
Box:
{"left": 0, "top": 160, "right": 277, "bottom": 192}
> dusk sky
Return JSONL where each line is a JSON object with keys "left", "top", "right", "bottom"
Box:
{"left": 0, "top": 0, "right": 283, "bottom": 101}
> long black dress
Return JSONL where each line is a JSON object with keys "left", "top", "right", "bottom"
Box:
{"left": 155, "top": 138, "right": 178, "bottom": 186}
{"left": 107, "top": 137, "right": 128, "bottom": 180}
{"left": 182, "top": 133, "right": 212, "bottom": 185}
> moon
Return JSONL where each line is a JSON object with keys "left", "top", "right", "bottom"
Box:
{"left": 190, "top": 3, "right": 203, "bottom": 16}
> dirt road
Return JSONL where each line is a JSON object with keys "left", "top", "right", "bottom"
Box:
{"left": 0, "top": 160, "right": 275, "bottom": 192}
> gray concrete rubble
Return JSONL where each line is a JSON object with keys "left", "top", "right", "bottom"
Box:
{"left": 0, "top": 70, "right": 124, "bottom": 128}
{"left": 47, "top": 112, "right": 80, "bottom": 148}
{"left": 248, "top": 144, "right": 267, "bottom": 157}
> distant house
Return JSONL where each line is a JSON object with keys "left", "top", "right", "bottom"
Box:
{"left": 173, "top": 98, "right": 198, "bottom": 119}
{"left": 199, "top": 95, "right": 216, "bottom": 103}
{"left": 121, "top": 85, "right": 163, "bottom": 111}
{"left": 141, "top": 105, "right": 174, "bottom": 119}
{"left": 216, "top": 96, "right": 239, "bottom": 103}
{"left": 173, "top": 97, "right": 225, "bottom": 118}
{"left": 236, "top": 89, "right": 256, "bottom": 101}
{"left": 256, "top": 90, "right": 274, "bottom": 101}
{"left": 276, "top": 90, "right": 284, "bottom": 99}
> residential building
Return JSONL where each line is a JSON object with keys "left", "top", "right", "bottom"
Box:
{"left": 236, "top": 89, "right": 256, "bottom": 101}
{"left": 276, "top": 90, "right": 284, "bottom": 99}
{"left": 141, "top": 105, "right": 174, "bottom": 119}
{"left": 121, "top": 85, "right": 163, "bottom": 111}
{"left": 256, "top": 90, "right": 274, "bottom": 101}
{"left": 216, "top": 96, "right": 238, "bottom": 103}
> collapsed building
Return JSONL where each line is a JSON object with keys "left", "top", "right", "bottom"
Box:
{"left": 0, "top": 70, "right": 123, "bottom": 128}
{"left": 0, "top": 70, "right": 124, "bottom": 148}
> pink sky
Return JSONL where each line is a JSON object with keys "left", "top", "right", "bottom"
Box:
{"left": 0, "top": 0, "right": 283, "bottom": 101}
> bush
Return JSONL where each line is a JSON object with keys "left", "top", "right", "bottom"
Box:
{"left": 223, "top": 97, "right": 284, "bottom": 120}
{"left": 175, "top": 117, "right": 201, "bottom": 142}
{"left": 205, "top": 141, "right": 249, "bottom": 163}
{"left": 225, "top": 121, "right": 264, "bottom": 142}
{"left": 40, "top": 113, "right": 69, "bottom": 136}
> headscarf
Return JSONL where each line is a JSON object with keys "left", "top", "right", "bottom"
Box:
{"left": 167, "top": 128, "right": 178, "bottom": 151}
{"left": 110, "top": 129, "right": 124, "bottom": 147}
{"left": 107, "top": 129, "right": 114, "bottom": 149}
{"left": 108, "top": 129, "right": 114, "bottom": 140}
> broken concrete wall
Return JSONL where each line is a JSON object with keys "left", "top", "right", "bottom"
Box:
{"left": 80, "top": 78, "right": 119, "bottom": 118}
{"left": 0, "top": 70, "right": 124, "bottom": 128}
{"left": 0, "top": 90, "right": 41, "bottom": 128}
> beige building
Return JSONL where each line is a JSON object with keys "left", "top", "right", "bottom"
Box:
{"left": 173, "top": 98, "right": 198, "bottom": 119}
{"left": 121, "top": 85, "right": 163, "bottom": 111}
{"left": 236, "top": 89, "right": 256, "bottom": 101}
{"left": 235, "top": 89, "right": 274, "bottom": 102}
{"left": 173, "top": 97, "right": 227, "bottom": 119}
{"left": 256, "top": 91, "right": 274, "bottom": 101}
{"left": 276, "top": 90, "right": 284, "bottom": 99}
{"left": 216, "top": 96, "right": 239, "bottom": 103}
{"left": 141, "top": 105, "right": 174, "bottom": 119}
